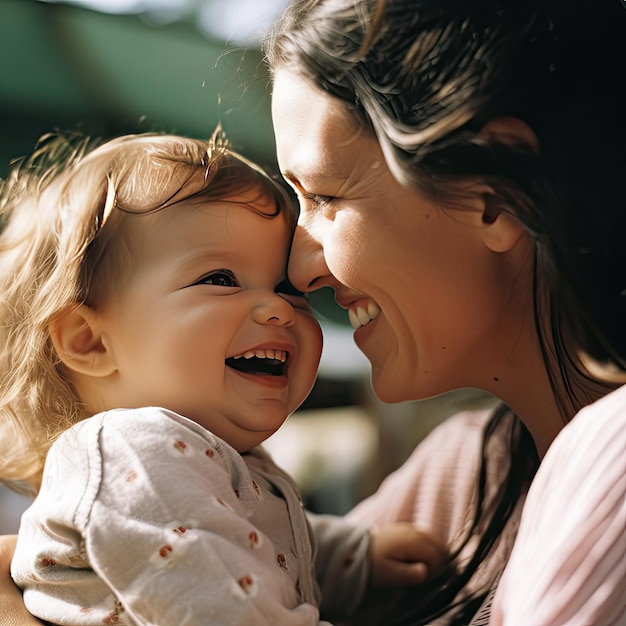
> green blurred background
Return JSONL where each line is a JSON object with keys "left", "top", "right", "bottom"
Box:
{"left": 0, "top": 0, "right": 280, "bottom": 177}
{"left": 0, "top": 0, "right": 350, "bottom": 324}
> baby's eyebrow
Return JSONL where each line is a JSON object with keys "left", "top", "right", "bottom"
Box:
{"left": 174, "top": 249, "right": 225, "bottom": 273}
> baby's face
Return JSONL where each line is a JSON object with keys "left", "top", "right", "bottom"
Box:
{"left": 93, "top": 193, "right": 322, "bottom": 451}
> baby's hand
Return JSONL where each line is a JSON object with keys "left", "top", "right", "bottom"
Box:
{"left": 368, "top": 523, "right": 445, "bottom": 588}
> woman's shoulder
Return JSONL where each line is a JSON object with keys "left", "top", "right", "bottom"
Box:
{"left": 525, "top": 384, "right": 625, "bottom": 520}
{"left": 402, "top": 396, "right": 506, "bottom": 472}
{"left": 492, "top": 385, "right": 626, "bottom": 626}
{"left": 563, "top": 383, "right": 626, "bottom": 440}
{"left": 531, "top": 384, "right": 626, "bottom": 489}
{"left": 347, "top": 399, "right": 508, "bottom": 527}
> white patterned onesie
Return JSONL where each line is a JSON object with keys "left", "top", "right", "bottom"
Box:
{"left": 11, "top": 408, "right": 370, "bottom": 625}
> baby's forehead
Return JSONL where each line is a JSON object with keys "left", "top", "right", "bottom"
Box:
{"left": 118, "top": 195, "right": 293, "bottom": 276}
{"left": 77, "top": 139, "right": 294, "bottom": 247}
{"left": 105, "top": 164, "right": 282, "bottom": 217}
{"left": 122, "top": 192, "right": 289, "bottom": 239}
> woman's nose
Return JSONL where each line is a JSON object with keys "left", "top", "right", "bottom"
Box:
{"left": 288, "top": 224, "right": 333, "bottom": 293}
{"left": 252, "top": 292, "right": 295, "bottom": 327}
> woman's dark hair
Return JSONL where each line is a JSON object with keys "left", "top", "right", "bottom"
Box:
{"left": 267, "top": 0, "right": 624, "bottom": 622}
{"left": 394, "top": 407, "right": 538, "bottom": 626}
{"left": 267, "top": 0, "right": 626, "bottom": 417}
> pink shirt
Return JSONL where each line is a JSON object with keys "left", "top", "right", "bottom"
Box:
{"left": 492, "top": 385, "right": 626, "bottom": 626}
{"left": 346, "top": 388, "right": 626, "bottom": 625}
{"left": 347, "top": 406, "right": 527, "bottom": 625}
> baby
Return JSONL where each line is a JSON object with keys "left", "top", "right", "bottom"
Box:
{"left": 0, "top": 132, "right": 442, "bottom": 625}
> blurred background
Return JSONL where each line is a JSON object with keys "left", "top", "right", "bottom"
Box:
{"left": 0, "top": 0, "right": 495, "bottom": 533}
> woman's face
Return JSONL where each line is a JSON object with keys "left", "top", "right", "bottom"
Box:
{"left": 272, "top": 69, "right": 534, "bottom": 402}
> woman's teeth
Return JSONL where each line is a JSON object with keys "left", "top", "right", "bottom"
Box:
{"left": 348, "top": 301, "right": 381, "bottom": 329}
{"left": 232, "top": 349, "right": 287, "bottom": 362}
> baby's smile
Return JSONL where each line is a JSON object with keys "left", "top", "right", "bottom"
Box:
{"left": 226, "top": 350, "right": 289, "bottom": 376}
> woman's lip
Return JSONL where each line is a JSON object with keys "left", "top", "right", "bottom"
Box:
{"left": 335, "top": 289, "right": 368, "bottom": 310}
{"left": 352, "top": 312, "right": 378, "bottom": 351}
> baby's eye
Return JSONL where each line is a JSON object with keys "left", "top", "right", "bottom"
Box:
{"left": 195, "top": 270, "right": 239, "bottom": 287}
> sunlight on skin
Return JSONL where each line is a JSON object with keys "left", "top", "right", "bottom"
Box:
{"left": 0, "top": 535, "right": 41, "bottom": 625}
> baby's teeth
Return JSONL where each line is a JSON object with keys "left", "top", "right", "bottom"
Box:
{"left": 228, "top": 348, "right": 291, "bottom": 361}
{"left": 234, "top": 349, "right": 287, "bottom": 360}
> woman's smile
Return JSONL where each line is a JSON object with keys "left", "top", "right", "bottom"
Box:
{"left": 347, "top": 300, "right": 381, "bottom": 330}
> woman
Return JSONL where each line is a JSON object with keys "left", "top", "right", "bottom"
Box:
{"left": 266, "top": 0, "right": 625, "bottom": 624}
{"left": 1, "top": 0, "right": 624, "bottom": 623}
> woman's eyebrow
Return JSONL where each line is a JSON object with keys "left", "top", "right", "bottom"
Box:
{"left": 283, "top": 169, "right": 349, "bottom": 191}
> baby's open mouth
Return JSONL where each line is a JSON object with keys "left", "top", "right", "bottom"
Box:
{"left": 226, "top": 349, "right": 288, "bottom": 377}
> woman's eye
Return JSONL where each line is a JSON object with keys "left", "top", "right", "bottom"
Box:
{"left": 195, "top": 270, "right": 239, "bottom": 287}
{"left": 303, "top": 193, "right": 334, "bottom": 209}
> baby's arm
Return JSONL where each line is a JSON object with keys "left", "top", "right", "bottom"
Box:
{"left": 0, "top": 535, "right": 42, "bottom": 626}
{"left": 368, "top": 523, "right": 445, "bottom": 588}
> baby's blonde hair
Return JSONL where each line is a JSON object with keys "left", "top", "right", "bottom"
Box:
{"left": 0, "top": 131, "right": 294, "bottom": 495}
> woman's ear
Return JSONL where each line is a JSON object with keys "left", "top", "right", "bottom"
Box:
{"left": 479, "top": 194, "right": 527, "bottom": 253}
{"left": 475, "top": 117, "right": 537, "bottom": 253}
{"left": 478, "top": 116, "right": 539, "bottom": 153}
{"left": 49, "top": 304, "right": 116, "bottom": 377}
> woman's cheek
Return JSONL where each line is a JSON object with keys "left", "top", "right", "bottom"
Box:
{"left": 326, "top": 227, "right": 365, "bottom": 287}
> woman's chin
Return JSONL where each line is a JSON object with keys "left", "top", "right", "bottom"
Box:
{"left": 370, "top": 373, "right": 416, "bottom": 404}
{"left": 371, "top": 370, "right": 452, "bottom": 404}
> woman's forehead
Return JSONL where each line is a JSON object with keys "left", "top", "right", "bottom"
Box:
{"left": 272, "top": 69, "right": 368, "bottom": 182}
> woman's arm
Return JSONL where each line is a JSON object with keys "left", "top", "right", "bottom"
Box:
{"left": 344, "top": 407, "right": 525, "bottom": 626}
{"left": 0, "top": 535, "right": 42, "bottom": 626}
